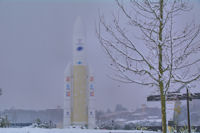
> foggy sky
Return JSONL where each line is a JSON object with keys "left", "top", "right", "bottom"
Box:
{"left": 0, "top": 0, "right": 199, "bottom": 111}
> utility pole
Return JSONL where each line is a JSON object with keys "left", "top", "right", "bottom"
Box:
{"left": 186, "top": 87, "right": 191, "bottom": 133}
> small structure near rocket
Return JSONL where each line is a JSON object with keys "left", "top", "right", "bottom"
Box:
{"left": 63, "top": 17, "right": 96, "bottom": 129}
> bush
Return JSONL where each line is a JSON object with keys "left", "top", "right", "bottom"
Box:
{"left": 0, "top": 116, "right": 9, "bottom": 128}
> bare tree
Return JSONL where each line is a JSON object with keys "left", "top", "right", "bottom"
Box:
{"left": 96, "top": 0, "right": 200, "bottom": 133}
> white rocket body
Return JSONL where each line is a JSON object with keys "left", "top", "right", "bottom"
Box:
{"left": 73, "top": 17, "right": 86, "bottom": 66}
{"left": 63, "top": 17, "right": 96, "bottom": 128}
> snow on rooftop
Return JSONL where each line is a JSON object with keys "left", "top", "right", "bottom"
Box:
{"left": 0, "top": 128, "right": 159, "bottom": 133}
{"left": 147, "top": 116, "right": 159, "bottom": 119}
{"left": 115, "top": 118, "right": 127, "bottom": 122}
{"left": 126, "top": 119, "right": 161, "bottom": 124}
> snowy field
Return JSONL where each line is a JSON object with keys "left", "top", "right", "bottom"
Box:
{"left": 0, "top": 128, "right": 159, "bottom": 133}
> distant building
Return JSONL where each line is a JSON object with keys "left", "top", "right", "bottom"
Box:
{"left": 1, "top": 108, "right": 63, "bottom": 128}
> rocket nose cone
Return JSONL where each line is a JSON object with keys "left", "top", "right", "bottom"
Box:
{"left": 73, "top": 16, "right": 86, "bottom": 43}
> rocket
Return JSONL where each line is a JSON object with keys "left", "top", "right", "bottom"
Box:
{"left": 63, "top": 17, "right": 96, "bottom": 129}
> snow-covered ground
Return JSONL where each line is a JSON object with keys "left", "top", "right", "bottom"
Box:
{"left": 0, "top": 128, "right": 159, "bottom": 133}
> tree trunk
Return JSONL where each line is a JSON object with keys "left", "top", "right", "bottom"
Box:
{"left": 158, "top": 0, "right": 166, "bottom": 133}
{"left": 160, "top": 83, "right": 167, "bottom": 133}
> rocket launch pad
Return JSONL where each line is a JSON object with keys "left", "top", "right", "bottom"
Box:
{"left": 63, "top": 17, "right": 96, "bottom": 129}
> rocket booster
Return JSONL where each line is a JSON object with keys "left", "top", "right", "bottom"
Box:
{"left": 63, "top": 17, "right": 96, "bottom": 128}
{"left": 63, "top": 63, "right": 72, "bottom": 128}
{"left": 88, "top": 70, "right": 96, "bottom": 128}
